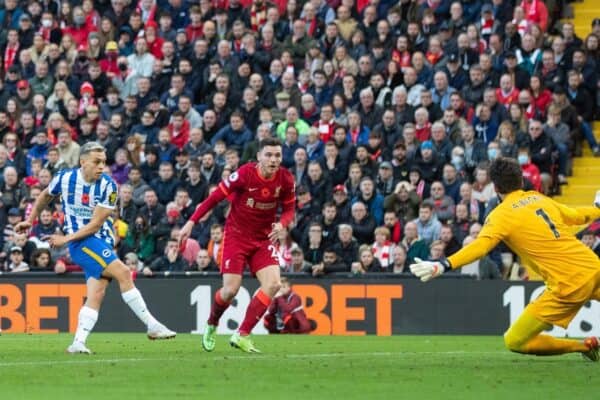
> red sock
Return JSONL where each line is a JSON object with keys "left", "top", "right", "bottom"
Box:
{"left": 207, "top": 289, "right": 231, "bottom": 326}
{"left": 238, "top": 289, "right": 272, "bottom": 336}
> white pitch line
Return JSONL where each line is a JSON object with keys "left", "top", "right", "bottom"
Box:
{"left": 0, "top": 351, "right": 510, "bottom": 367}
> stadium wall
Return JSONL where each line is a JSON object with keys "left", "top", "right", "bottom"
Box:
{"left": 1, "top": 275, "right": 599, "bottom": 336}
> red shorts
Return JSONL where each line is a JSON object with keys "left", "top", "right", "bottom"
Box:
{"left": 220, "top": 230, "right": 279, "bottom": 275}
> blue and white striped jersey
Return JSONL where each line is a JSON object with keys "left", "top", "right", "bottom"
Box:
{"left": 48, "top": 169, "right": 119, "bottom": 246}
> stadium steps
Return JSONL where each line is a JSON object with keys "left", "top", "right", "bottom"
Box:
{"left": 553, "top": 124, "right": 600, "bottom": 206}
{"left": 571, "top": 2, "right": 600, "bottom": 37}
{"left": 553, "top": 0, "right": 599, "bottom": 208}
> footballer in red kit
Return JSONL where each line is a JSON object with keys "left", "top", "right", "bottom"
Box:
{"left": 179, "top": 137, "right": 295, "bottom": 353}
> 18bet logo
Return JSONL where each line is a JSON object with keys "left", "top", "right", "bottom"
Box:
{"left": 503, "top": 286, "right": 600, "bottom": 337}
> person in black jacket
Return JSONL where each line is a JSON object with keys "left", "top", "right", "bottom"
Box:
{"left": 349, "top": 201, "right": 376, "bottom": 245}
{"left": 143, "top": 238, "right": 187, "bottom": 275}
{"left": 332, "top": 224, "right": 359, "bottom": 267}
{"left": 150, "top": 162, "right": 181, "bottom": 205}
{"left": 527, "top": 119, "right": 555, "bottom": 194}
{"left": 307, "top": 247, "right": 349, "bottom": 276}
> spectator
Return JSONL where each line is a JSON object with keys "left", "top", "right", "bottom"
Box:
{"left": 288, "top": 247, "right": 312, "bottom": 273}
{"left": 391, "top": 244, "right": 408, "bottom": 274}
{"left": 191, "top": 248, "right": 219, "bottom": 272}
{"left": 6, "top": 245, "right": 29, "bottom": 272}
{"left": 308, "top": 246, "right": 348, "bottom": 276}
{"left": 122, "top": 214, "right": 155, "bottom": 263}
{"left": 29, "top": 248, "right": 54, "bottom": 271}
{"left": 264, "top": 277, "right": 311, "bottom": 334}
{"left": 371, "top": 226, "right": 394, "bottom": 269}
{"left": 423, "top": 181, "right": 456, "bottom": 223}
{"left": 351, "top": 244, "right": 383, "bottom": 274}
{"left": 581, "top": 230, "right": 600, "bottom": 258}
{"left": 413, "top": 203, "right": 442, "bottom": 246}
{"left": 400, "top": 221, "right": 429, "bottom": 265}
{"left": 30, "top": 207, "right": 60, "bottom": 238}
{"left": 144, "top": 238, "right": 187, "bottom": 275}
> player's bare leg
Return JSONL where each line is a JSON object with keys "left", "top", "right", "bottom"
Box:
{"left": 504, "top": 311, "right": 589, "bottom": 358}
{"left": 230, "top": 265, "right": 281, "bottom": 353}
{"left": 67, "top": 277, "right": 109, "bottom": 354}
{"left": 203, "top": 273, "right": 241, "bottom": 351}
{"left": 105, "top": 259, "right": 176, "bottom": 340}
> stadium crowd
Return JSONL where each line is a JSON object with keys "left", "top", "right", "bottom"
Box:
{"left": 0, "top": 0, "right": 599, "bottom": 279}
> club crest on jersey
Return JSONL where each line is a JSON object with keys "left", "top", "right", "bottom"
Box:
{"left": 108, "top": 191, "right": 117, "bottom": 207}
{"left": 81, "top": 193, "right": 89, "bottom": 205}
{"left": 274, "top": 186, "right": 281, "bottom": 198}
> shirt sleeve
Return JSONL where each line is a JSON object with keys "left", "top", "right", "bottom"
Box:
{"left": 219, "top": 166, "right": 247, "bottom": 196}
{"left": 98, "top": 179, "right": 118, "bottom": 210}
{"left": 553, "top": 202, "right": 600, "bottom": 226}
{"left": 48, "top": 170, "right": 65, "bottom": 196}
{"left": 447, "top": 208, "right": 507, "bottom": 269}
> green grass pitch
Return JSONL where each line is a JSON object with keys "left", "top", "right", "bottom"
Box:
{"left": 0, "top": 334, "right": 597, "bottom": 399}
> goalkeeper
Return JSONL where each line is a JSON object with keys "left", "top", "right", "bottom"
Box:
{"left": 411, "top": 157, "right": 600, "bottom": 361}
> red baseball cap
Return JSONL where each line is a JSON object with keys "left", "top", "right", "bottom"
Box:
{"left": 16, "top": 79, "right": 29, "bottom": 89}
{"left": 333, "top": 184, "right": 347, "bottom": 194}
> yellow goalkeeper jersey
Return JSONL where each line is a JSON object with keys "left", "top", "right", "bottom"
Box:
{"left": 448, "top": 190, "right": 600, "bottom": 300}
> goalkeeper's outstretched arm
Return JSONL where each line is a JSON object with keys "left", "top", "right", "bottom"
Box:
{"left": 410, "top": 235, "right": 500, "bottom": 282}
{"left": 446, "top": 235, "right": 500, "bottom": 270}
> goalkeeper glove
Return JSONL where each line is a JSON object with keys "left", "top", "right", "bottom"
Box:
{"left": 595, "top": 190, "right": 600, "bottom": 208}
{"left": 410, "top": 258, "right": 451, "bottom": 282}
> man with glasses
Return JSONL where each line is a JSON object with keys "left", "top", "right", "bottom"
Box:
{"left": 527, "top": 119, "right": 554, "bottom": 195}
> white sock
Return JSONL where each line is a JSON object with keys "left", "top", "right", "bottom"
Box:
{"left": 73, "top": 306, "right": 98, "bottom": 344}
{"left": 121, "top": 288, "right": 158, "bottom": 327}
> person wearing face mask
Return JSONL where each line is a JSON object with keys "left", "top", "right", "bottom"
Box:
{"left": 122, "top": 215, "right": 156, "bottom": 263}
{"left": 62, "top": 6, "right": 95, "bottom": 47}
{"left": 39, "top": 11, "right": 62, "bottom": 44}
{"left": 450, "top": 146, "right": 466, "bottom": 176}
{"left": 518, "top": 148, "right": 541, "bottom": 192}
{"left": 487, "top": 141, "right": 501, "bottom": 161}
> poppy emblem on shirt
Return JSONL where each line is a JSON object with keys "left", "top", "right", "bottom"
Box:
{"left": 81, "top": 193, "right": 90, "bottom": 205}
{"left": 261, "top": 188, "right": 270, "bottom": 197}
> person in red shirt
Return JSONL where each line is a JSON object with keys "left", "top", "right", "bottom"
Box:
{"left": 518, "top": 148, "right": 542, "bottom": 192}
{"left": 179, "top": 137, "right": 295, "bottom": 353}
{"left": 186, "top": 5, "right": 204, "bottom": 42}
{"left": 521, "top": 0, "right": 548, "bottom": 32}
{"left": 144, "top": 20, "right": 164, "bottom": 59}
{"left": 496, "top": 72, "right": 520, "bottom": 109}
{"left": 264, "top": 277, "right": 311, "bottom": 334}
{"left": 529, "top": 75, "right": 552, "bottom": 118}
{"left": 414, "top": 107, "right": 432, "bottom": 142}
{"left": 168, "top": 111, "right": 190, "bottom": 150}
{"left": 98, "top": 41, "right": 120, "bottom": 76}
{"left": 313, "top": 104, "right": 336, "bottom": 143}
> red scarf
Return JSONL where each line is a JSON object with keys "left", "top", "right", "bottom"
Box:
{"left": 350, "top": 128, "right": 360, "bottom": 144}
{"left": 4, "top": 44, "right": 18, "bottom": 71}
{"left": 305, "top": 17, "right": 317, "bottom": 36}
{"left": 392, "top": 49, "right": 411, "bottom": 70}
{"left": 425, "top": 51, "right": 443, "bottom": 66}
{"left": 480, "top": 17, "right": 494, "bottom": 36}
{"left": 250, "top": 3, "right": 268, "bottom": 32}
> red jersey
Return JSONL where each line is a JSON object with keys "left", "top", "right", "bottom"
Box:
{"left": 496, "top": 88, "right": 520, "bottom": 108}
{"left": 191, "top": 163, "right": 296, "bottom": 240}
